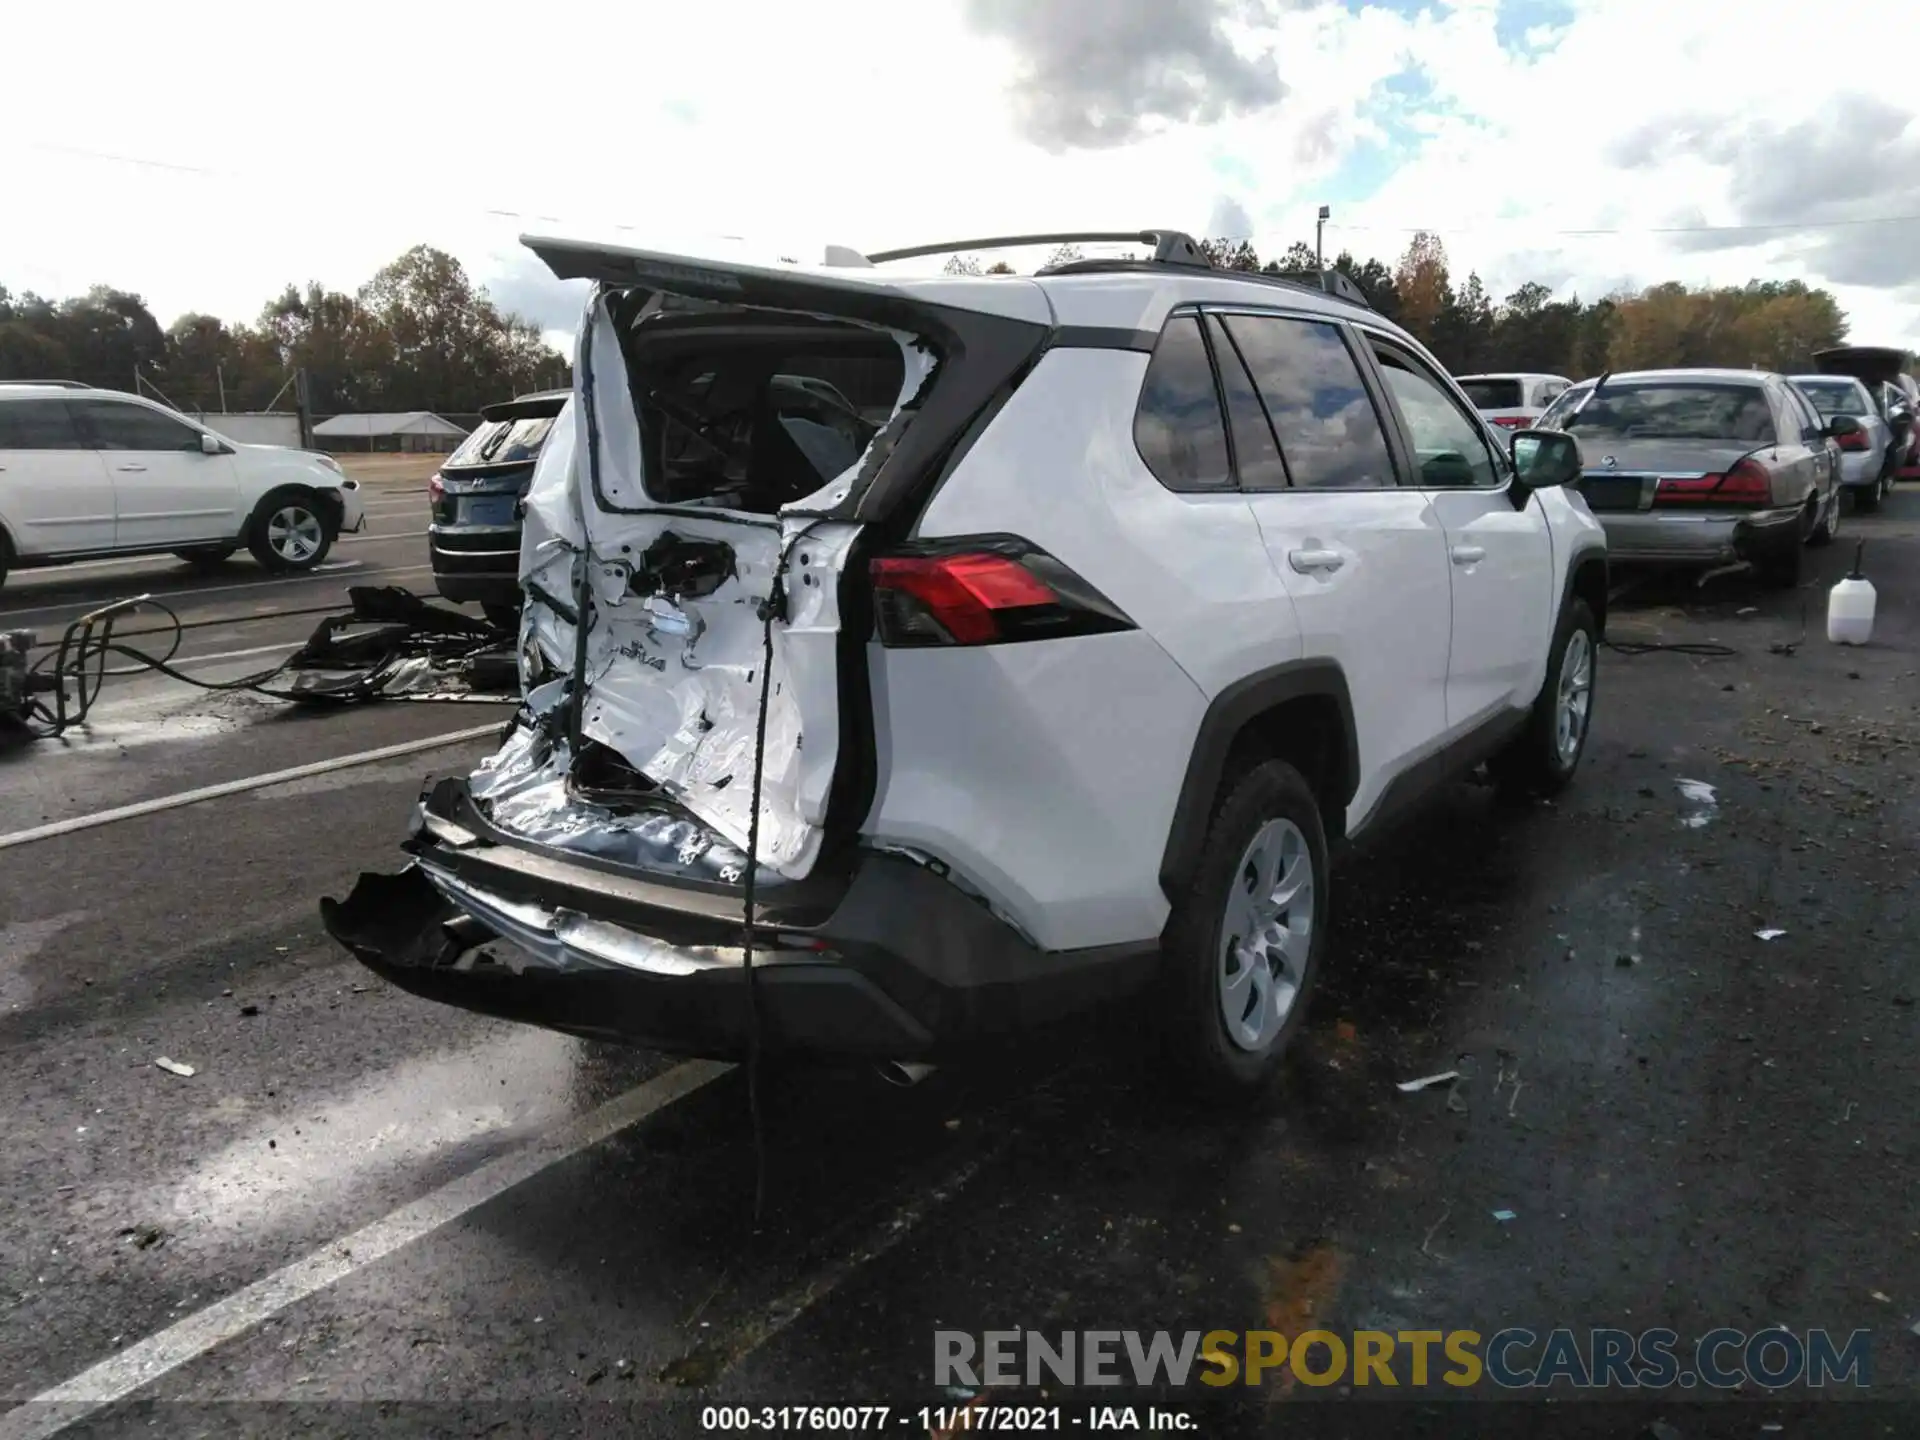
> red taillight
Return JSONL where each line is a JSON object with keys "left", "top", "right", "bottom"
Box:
{"left": 1491, "top": 415, "right": 1533, "bottom": 430}
{"left": 427, "top": 473, "right": 445, "bottom": 503}
{"left": 1653, "top": 459, "right": 1772, "bottom": 508}
{"left": 1836, "top": 430, "right": 1869, "bottom": 452}
{"left": 871, "top": 553, "right": 1054, "bottom": 645}
{"left": 870, "top": 544, "right": 1133, "bottom": 648}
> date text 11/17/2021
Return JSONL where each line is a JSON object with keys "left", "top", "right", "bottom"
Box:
{"left": 699, "top": 1404, "right": 1197, "bottom": 1431}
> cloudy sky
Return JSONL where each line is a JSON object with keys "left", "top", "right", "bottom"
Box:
{"left": 4, "top": 0, "right": 1916, "bottom": 352}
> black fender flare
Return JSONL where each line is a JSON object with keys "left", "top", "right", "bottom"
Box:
{"left": 1559, "top": 541, "right": 1609, "bottom": 638}
{"left": 1158, "top": 658, "right": 1359, "bottom": 902}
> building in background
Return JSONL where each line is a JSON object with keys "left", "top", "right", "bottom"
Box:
{"left": 311, "top": 411, "right": 468, "bottom": 453}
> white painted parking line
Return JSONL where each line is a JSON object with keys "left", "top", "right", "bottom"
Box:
{"left": 0, "top": 564, "right": 433, "bottom": 623}
{"left": 0, "top": 723, "right": 505, "bottom": 851}
{"left": 0, "top": 1060, "right": 731, "bottom": 1439}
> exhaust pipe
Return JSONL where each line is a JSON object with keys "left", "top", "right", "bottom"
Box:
{"left": 877, "top": 1060, "right": 937, "bottom": 1087}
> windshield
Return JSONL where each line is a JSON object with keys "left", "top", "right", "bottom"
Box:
{"left": 445, "top": 414, "right": 555, "bottom": 468}
{"left": 1458, "top": 378, "right": 1524, "bottom": 410}
{"left": 1794, "top": 380, "right": 1867, "bottom": 418}
{"left": 1540, "top": 382, "right": 1775, "bottom": 442}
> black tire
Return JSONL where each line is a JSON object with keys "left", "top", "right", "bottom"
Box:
{"left": 1160, "top": 760, "right": 1329, "bottom": 1101}
{"left": 246, "top": 488, "right": 335, "bottom": 573}
{"left": 481, "top": 600, "right": 522, "bottom": 631}
{"left": 174, "top": 545, "right": 238, "bottom": 571}
{"left": 1492, "top": 596, "right": 1598, "bottom": 798}
{"left": 0, "top": 531, "right": 11, "bottom": 589}
{"left": 1855, "top": 480, "right": 1882, "bottom": 515}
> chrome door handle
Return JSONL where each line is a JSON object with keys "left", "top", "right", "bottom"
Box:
{"left": 1287, "top": 548, "right": 1345, "bottom": 574}
{"left": 115, "top": 464, "right": 147, "bottom": 472}
{"left": 1451, "top": 544, "right": 1487, "bottom": 565}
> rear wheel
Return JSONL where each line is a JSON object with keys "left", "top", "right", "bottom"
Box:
{"left": 1161, "top": 760, "right": 1328, "bottom": 1101}
{"left": 1492, "top": 597, "right": 1598, "bottom": 797}
{"left": 174, "top": 545, "right": 238, "bottom": 571}
{"left": 246, "top": 488, "right": 334, "bottom": 573}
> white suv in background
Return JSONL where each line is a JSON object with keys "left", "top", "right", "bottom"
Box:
{"left": 1456, "top": 372, "right": 1574, "bottom": 432}
{"left": 0, "top": 383, "right": 364, "bottom": 587}
{"left": 325, "top": 229, "right": 1606, "bottom": 1098}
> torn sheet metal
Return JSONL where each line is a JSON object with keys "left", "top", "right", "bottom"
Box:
{"left": 469, "top": 289, "right": 936, "bottom": 881}
{"left": 281, "top": 587, "right": 519, "bottom": 704}
{"left": 464, "top": 720, "right": 763, "bottom": 884}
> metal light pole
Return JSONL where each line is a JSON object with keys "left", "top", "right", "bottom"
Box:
{"left": 1316, "top": 205, "right": 1331, "bottom": 291}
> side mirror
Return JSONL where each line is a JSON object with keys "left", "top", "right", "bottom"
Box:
{"left": 1822, "top": 415, "right": 1862, "bottom": 440}
{"left": 199, "top": 432, "right": 224, "bottom": 455}
{"left": 1511, "top": 429, "right": 1582, "bottom": 491}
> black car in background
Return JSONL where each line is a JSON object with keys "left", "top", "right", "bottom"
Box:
{"left": 429, "top": 389, "right": 568, "bottom": 627}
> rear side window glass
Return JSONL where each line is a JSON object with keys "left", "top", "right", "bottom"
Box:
{"left": 1206, "top": 315, "right": 1289, "bottom": 491}
{"left": 73, "top": 399, "right": 201, "bottom": 451}
{"left": 0, "top": 399, "right": 85, "bottom": 450}
{"left": 1133, "top": 316, "right": 1232, "bottom": 492}
{"left": 1223, "top": 315, "right": 1397, "bottom": 490}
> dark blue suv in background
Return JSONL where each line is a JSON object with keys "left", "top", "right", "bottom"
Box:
{"left": 428, "top": 389, "right": 568, "bottom": 627}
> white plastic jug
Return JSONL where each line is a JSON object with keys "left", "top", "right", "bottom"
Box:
{"left": 1827, "top": 541, "right": 1875, "bottom": 646}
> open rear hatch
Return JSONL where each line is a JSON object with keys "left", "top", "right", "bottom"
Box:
{"left": 1813, "top": 346, "right": 1910, "bottom": 388}
{"left": 463, "top": 238, "right": 1055, "bottom": 897}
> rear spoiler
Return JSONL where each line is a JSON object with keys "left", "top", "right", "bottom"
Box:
{"left": 479, "top": 391, "right": 570, "bottom": 424}
{"left": 1813, "top": 346, "right": 1913, "bottom": 387}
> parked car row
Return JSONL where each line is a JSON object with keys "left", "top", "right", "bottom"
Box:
{"left": 1448, "top": 350, "right": 1914, "bottom": 589}
{"left": 1531, "top": 368, "right": 1861, "bottom": 587}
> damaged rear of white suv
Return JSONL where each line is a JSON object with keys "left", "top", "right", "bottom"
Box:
{"left": 324, "top": 230, "right": 1606, "bottom": 1096}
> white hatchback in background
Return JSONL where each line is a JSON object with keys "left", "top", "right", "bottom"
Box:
{"left": 0, "top": 383, "right": 364, "bottom": 586}
{"left": 1456, "top": 372, "right": 1575, "bottom": 433}
{"left": 1790, "top": 375, "right": 1897, "bottom": 511}
{"left": 326, "top": 228, "right": 1607, "bottom": 1100}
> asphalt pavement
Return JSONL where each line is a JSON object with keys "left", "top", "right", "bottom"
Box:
{"left": 1, "top": 478, "right": 1917, "bottom": 1439}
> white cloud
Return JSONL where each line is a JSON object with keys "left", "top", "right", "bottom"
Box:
{"left": 0, "top": 0, "right": 1914, "bottom": 354}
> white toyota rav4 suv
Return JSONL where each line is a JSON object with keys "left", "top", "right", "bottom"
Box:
{"left": 325, "top": 230, "right": 1605, "bottom": 1097}
{"left": 0, "top": 383, "right": 365, "bottom": 586}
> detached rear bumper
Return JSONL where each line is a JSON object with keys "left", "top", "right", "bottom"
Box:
{"left": 321, "top": 781, "right": 1158, "bottom": 1061}
{"left": 1596, "top": 506, "right": 1802, "bottom": 566}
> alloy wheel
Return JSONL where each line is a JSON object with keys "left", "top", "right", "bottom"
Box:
{"left": 1217, "top": 819, "right": 1314, "bottom": 1052}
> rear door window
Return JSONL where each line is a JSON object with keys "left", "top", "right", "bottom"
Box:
{"left": 1133, "top": 315, "right": 1233, "bottom": 492}
{"left": 1223, "top": 314, "right": 1397, "bottom": 490}
{"left": 0, "top": 398, "right": 86, "bottom": 450}
{"left": 1205, "top": 315, "right": 1289, "bottom": 492}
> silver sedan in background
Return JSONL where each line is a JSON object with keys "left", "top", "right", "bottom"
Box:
{"left": 1790, "top": 374, "right": 1896, "bottom": 511}
{"left": 1535, "top": 368, "right": 1857, "bottom": 588}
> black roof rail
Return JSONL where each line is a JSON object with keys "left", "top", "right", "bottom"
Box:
{"left": 867, "top": 230, "right": 1212, "bottom": 269}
